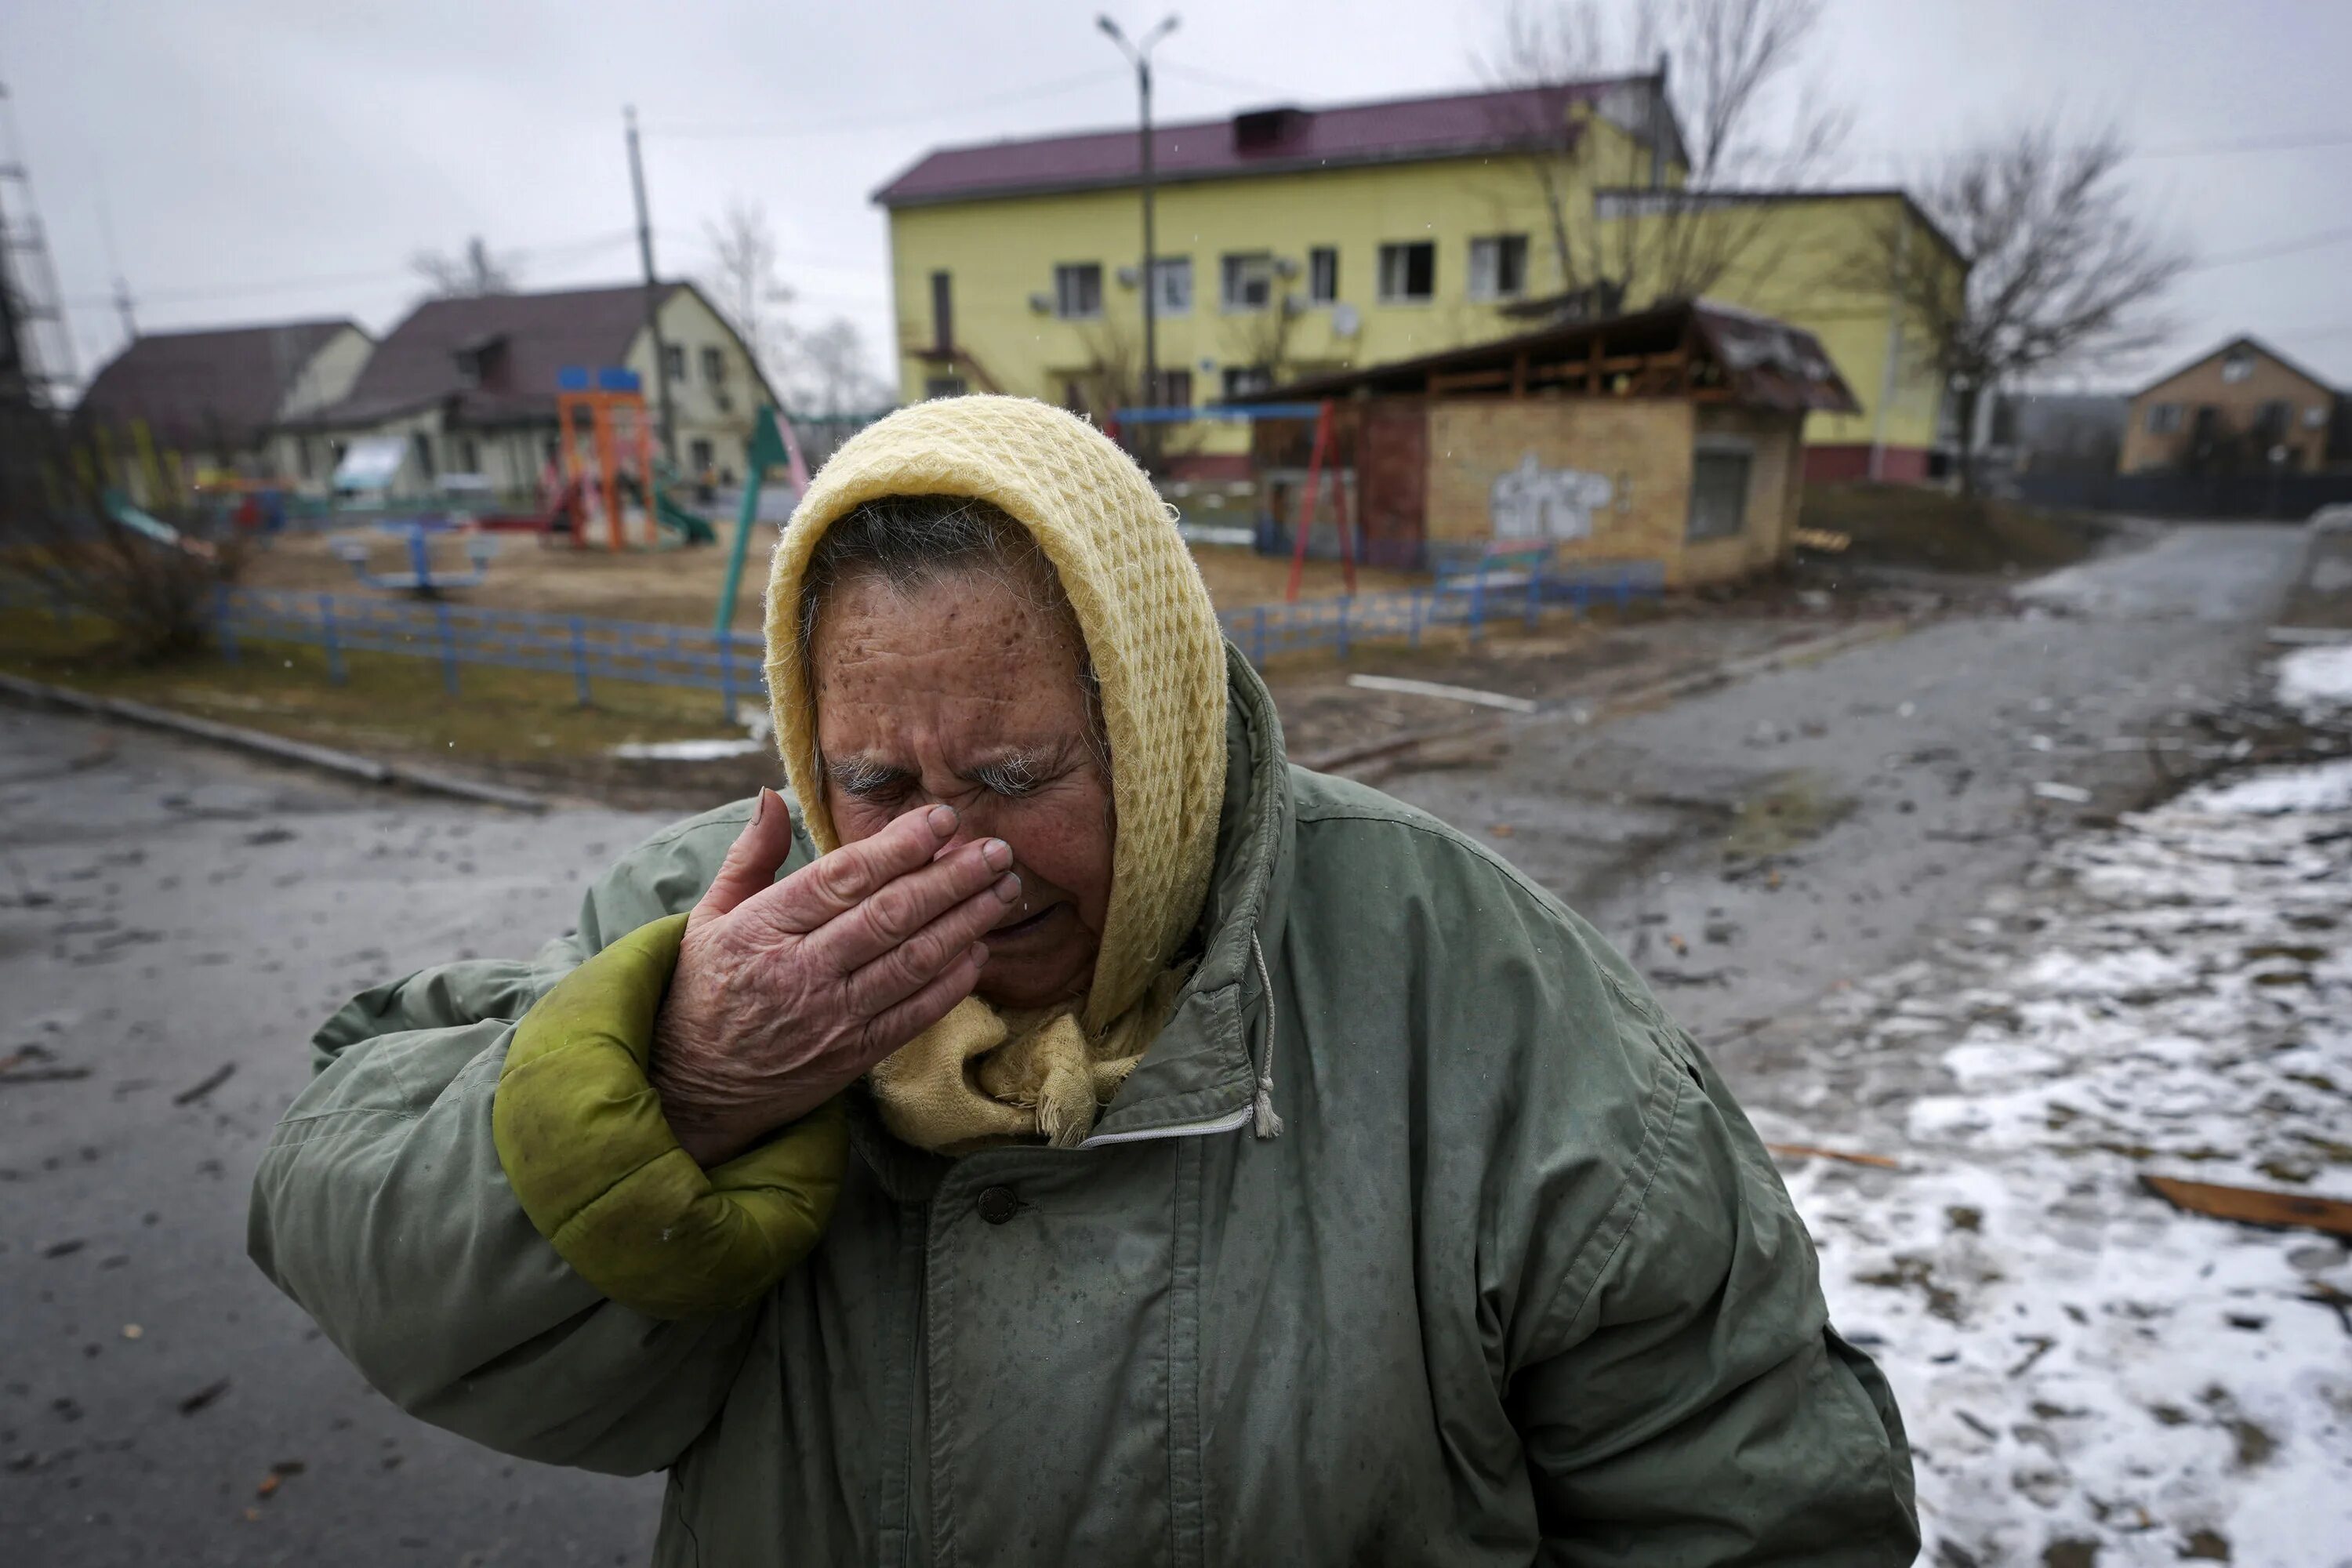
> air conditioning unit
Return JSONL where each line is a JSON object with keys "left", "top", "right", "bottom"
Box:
{"left": 1029, "top": 292, "right": 1053, "bottom": 314}
{"left": 1273, "top": 255, "right": 1301, "bottom": 278}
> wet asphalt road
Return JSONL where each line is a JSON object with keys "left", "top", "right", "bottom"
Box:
{"left": 1384, "top": 523, "right": 2310, "bottom": 1043}
{"left": 0, "top": 735, "right": 672, "bottom": 1566}
{"left": 0, "top": 521, "right": 2309, "bottom": 1566}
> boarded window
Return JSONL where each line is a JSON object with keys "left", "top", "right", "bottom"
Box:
{"left": 1686, "top": 447, "right": 1751, "bottom": 541}
{"left": 1377, "top": 241, "right": 1436, "bottom": 302}
{"left": 1054, "top": 263, "right": 1103, "bottom": 320}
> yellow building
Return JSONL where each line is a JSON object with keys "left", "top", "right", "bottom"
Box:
{"left": 876, "top": 80, "right": 1965, "bottom": 482}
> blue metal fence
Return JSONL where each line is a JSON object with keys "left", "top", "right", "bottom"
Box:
{"left": 1215, "top": 559, "right": 1667, "bottom": 666}
{"left": 6, "top": 557, "right": 1665, "bottom": 713}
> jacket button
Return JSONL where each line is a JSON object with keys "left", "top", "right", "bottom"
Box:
{"left": 975, "top": 1185, "right": 1019, "bottom": 1225}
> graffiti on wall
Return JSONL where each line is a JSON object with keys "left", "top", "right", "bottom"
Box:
{"left": 1488, "top": 452, "right": 1616, "bottom": 541}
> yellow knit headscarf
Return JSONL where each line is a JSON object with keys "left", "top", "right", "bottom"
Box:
{"left": 763, "top": 396, "right": 1229, "bottom": 1151}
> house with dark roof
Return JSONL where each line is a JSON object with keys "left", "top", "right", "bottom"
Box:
{"left": 289, "top": 281, "right": 782, "bottom": 500}
{"left": 874, "top": 77, "right": 1962, "bottom": 483}
{"left": 74, "top": 318, "right": 372, "bottom": 487}
{"left": 2120, "top": 336, "right": 2340, "bottom": 475}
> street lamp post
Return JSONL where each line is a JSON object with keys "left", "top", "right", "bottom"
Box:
{"left": 1098, "top": 13, "right": 1178, "bottom": 410}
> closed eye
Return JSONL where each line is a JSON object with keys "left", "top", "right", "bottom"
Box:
{"left": 829, "top": 755, "right": 913, "bottom": 801}
{"left": 971, "top": 755, "right": 1044, "bottom": 798}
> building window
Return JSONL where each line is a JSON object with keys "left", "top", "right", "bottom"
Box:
{"left": 1377, "top": 241, "right": 1436, "bottom": 303}
{"left": 1221, "top": 365, "right": 1274, "bottom": 401}
{"left": 690, "top": 437, "right": 715, "bottom": 475}
{"left": 1149, "top": 256, "right": 1192, "bottom": 317}
{"left": 924, "top": 374, "right": 967, "bottom": 399}
{"left": 1147, "top": 368, "right": 1193, "bottom": 408}
{"left": 1062, "top": 377, "right": 1091, "bottom": 413}
{"left": 701, "top": 347, "right": 726, "bottom": 385}
{"left": 1054, "top": 263, "right": 1103, "bottom": 321}
{"left": 662, "top": 344, "right": 686, "bottom": 382}
{"left": 1467, "top": 235, "right": 1529, "bottom": 300}
{"left": 1307, "top": 246, "right": 1339, "bottom": 305}
{"left": 412, "top": 431, "right": 437, "bottom": 480}
{"left": 1221, "top": 252, "right": 1274, "bottom": 313}
{"left": 931, "top": 270, "right": 955, "bottom": 351}
{"left": 456, "top": 436, "right": 480, "bottom": 472}
{"left": 1687, "top": 446, "right": 1751, "bottom": 541}
{"left": 296, "top": 438, "right": 314, "bottom": 480}
{"left": 2221, "top": 348, "right": 2254, "bottom": 384}
{"left": 2146, "top": 403, "right": 2183, "bottom": 434}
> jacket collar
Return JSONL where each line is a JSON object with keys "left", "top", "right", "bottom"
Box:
{"left": 847, "top": 647, "right": 1295, "bottom": 1193}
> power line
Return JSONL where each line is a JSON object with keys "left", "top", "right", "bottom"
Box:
{"left": 2132, "top": 128, "right": 2352, "bottom": 159}
{"left": 60, "top": 229, "right": 637, "bottom": 310}
{"left": 649, "top": 68, "right": 1119, "bottom": 141}
{"left": 2186, "top": 225, "right": 2352, "bottom": 272}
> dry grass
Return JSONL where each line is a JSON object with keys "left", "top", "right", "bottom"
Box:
{"left": 1801, "top": 484, "right": 2111, "bottom": 575}
{"left": 240, "top": 528, "right": 1421, "bottom": 636}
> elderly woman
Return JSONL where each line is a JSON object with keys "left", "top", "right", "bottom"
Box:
{"left": 252, "top": 398, "right": 1915, "bottom": 1564}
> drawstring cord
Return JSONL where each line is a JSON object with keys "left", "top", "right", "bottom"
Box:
{"left": 1249, "top": 934, "right": 1284, "bottom": 1140}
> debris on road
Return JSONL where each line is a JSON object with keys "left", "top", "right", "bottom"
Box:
{"left": 2140, "top": 1175, "right": 2352, "bottom": 1240}
{"left": 176, "top": 1378, "right": 230, "bottom": 1416}
{"left": 170, "top": 1062, "right": 238, "bottom": 1106}
{"left": 1764, "top": 1142, "right": 1900, "bottom": 1170}
{"left": 1345, "top": 673, "right": 1538, "bottom": 714}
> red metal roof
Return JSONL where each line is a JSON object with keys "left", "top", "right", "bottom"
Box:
{"left": 873, "top": 79, "right": 1649, "bottom": 208}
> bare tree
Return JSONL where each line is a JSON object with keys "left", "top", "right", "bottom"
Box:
{"left": 1858, "top": 123, "right": 2186, "bottom": 492}
{"left": 702, "top": 199, "right": 794, "bottom": 387}
{"left": 783, "top": 318, "right": 893, "bottom": 416}
{"left": 410, "top": 236, "right": 519, "bottom": 299}
{"left": 1, "top": 405, "right": 248, "bottom": 662}
{"left": 1220, "top": 292, "right": 1308, "bottom": 394}
{"left": 1478, "top": 0, "right": 1846, "bottom": 311}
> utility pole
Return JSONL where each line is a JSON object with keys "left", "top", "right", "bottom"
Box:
{"left": 625, "top": 105, "right": 677, "bottom": 463}
{"left": 1098, "top": 14, "right": 1178, "bottom": 408}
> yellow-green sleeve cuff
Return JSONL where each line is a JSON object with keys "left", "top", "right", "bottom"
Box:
{"left": 492, "top": 913, "right": 848, "bottom": 1319}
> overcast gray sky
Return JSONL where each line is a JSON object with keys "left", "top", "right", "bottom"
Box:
{"left": 5, "top": 0, "right": 2347, "bottom": 394}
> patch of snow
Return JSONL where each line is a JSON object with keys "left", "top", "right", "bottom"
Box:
{"left": 2186, "top": 757, "right": 2352, "bottom": 816}
{"left": 2278, "top": 643, "right": 2352, "bottom": 716}
{"left": 1767, "top": 752, "right": 2352, "bottom": 1566}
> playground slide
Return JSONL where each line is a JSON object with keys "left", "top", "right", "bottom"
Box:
{"left": 654, "top": 492, "right": 718, "bottom": 546}
{"left": 105, "top": 495, "right": 216, "bottom": 560}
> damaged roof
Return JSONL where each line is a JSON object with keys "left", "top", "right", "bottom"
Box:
{"left": 1265, "top": 299, "right": 1860, "bottom": 415}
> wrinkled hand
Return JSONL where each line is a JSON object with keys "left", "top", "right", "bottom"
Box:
{"left": 650, "top": 789, "right": 1019, "bottom": 1166}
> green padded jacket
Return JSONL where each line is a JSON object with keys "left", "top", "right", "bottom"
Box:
{"left": 249, "top": 650, "right": 1917, "bottom": 1566}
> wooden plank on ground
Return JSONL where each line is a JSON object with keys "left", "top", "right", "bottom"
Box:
{"left": 2140, "top": 1174, "right": 2352, "bottom": 1239}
